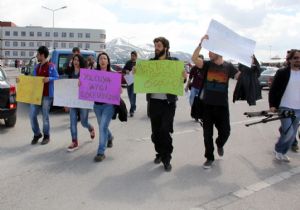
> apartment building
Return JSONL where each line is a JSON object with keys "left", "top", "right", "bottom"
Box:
{"left": 0, "top": 21, "right": 106, "bottom": 66}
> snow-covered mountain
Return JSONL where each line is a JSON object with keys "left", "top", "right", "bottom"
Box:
{"left": 106, "top": 38, "right": 192, "bottom": 64}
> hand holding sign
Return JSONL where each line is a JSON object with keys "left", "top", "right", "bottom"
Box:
{"left": 79, "top": 69, "right": 121, "bottom": 105}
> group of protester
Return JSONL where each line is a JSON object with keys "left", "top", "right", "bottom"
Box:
{"left": 20, "top": 35, "right": 300, "bottom": 172}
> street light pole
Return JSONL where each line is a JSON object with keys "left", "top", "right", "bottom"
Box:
{"left": 42, "top": 6, "right": 67, "bottom": 49}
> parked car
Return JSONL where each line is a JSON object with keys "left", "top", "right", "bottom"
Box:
{"left": 111, "top": 64, "right": 127, "bottom": 87}
{"left": 258, "top": 67, "right": 278, "bottom": 89}
{"left": 21, "top": 56, "right": 37, "bottom": 75}
{"left": 49, "top": 49, "right": 96, "bottom": 78}
{"left": 0, "top": 67, "right": 17, "bottom": 127}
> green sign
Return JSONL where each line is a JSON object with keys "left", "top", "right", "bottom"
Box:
{"left": 134, "top": 60, "right": 184, "bottom": 96}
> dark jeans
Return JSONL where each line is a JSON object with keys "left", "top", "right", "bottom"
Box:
{"left": 149, "top": 99, "right": 176, "bottom": 163}
{"left": 127, "top": 84, "right": 136, "bottom": 113}
{"left": 203, "top": 104, "right": 230, "bottom": 161}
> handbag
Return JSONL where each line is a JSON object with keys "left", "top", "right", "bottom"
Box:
{"left": 113, "top": 98, "right": 128, "bottom": 122}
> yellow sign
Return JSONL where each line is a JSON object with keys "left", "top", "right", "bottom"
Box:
{"left": 16, "top": 75, "right": 44, "bottom": 105}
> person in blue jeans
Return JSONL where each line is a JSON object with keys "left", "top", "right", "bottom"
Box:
{"left": 123, "top": 51, "right": 137, "bottom": 117}
{"left": 27, "top": 46, "right": 59, "bottom": 145}
{"left": 185, "top": 54, "right": 205, "bottom": 121}
{"left": 269, "top": 49, "right": 300, "bottom": 162}
{"left": 67, "top": 54, "right": 95, "bottom": 152}
{"left": 93, "top": 52, "right": 121, "bottom": 162}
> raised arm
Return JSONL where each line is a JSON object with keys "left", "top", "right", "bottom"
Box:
{"left": 192, "top": 35, "right": 208, "bottom": 68}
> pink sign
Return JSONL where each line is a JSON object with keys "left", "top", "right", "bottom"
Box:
{"left": 79, "top": 69, "right": 121, "bottom": 105}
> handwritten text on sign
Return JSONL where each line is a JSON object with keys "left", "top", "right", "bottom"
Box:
{"left": 79, "top": 69, "right": 121, "bottom": 105}
{"left": 134, "top": 60, "right": 184, "bottom": 96}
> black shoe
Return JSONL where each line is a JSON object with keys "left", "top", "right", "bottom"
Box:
{"left": 217, "top": 147, "right": 224, "bottom": 157}
{"left": 163, "top": 162, "right": 172, "bottom": 172}
{"left": 154, "top": 156, "right": 162, "bottom": 164}
{"left": 203, "top": 160, "right": 214, "bottom": 169}
{"left": 41, "top": 135, "right": 50, "bottom": 145}
{"left": 94, "top": 154, "right": 105, "bottom": 162}
{"left": 130, "top": 112, "right": 134, "bottom": 117}
{"left": 107, "top": 136, "right": 114, "bottom": 148}
{"left": 31, "top": 133, "right": 42, "bottom": 145}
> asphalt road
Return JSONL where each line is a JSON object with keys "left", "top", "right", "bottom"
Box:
{"left": 1, "top": 67, "right": 300, "bottom": 210}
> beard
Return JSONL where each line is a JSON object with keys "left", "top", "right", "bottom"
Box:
{"left": 154, "top": 48, "right": 166, "bottom": 59}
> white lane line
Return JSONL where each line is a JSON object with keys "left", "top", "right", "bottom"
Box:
{"left": 194, "top": 166, "right": 300, "bottom": 210}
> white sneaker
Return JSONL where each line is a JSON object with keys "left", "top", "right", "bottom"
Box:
{"left": 281, "top": 154, "right": 291, "bottom": 162}
{"left": 274, "top": 151, "right": 283, "bottom": 161}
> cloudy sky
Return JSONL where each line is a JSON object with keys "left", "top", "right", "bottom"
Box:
{"left": 1, "top": 0, "right": 299, "bottom": 61}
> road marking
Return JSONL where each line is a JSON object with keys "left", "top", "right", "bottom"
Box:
{"left": 192, "top": 166, "right": 300, "bottom": 209}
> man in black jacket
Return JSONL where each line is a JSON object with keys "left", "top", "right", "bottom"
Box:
{"left": 123, "top": 51, "right": 137, "bottom": 117}
{"left": 146, "top": 37, "right": 185, "bottom": 172}
{"left": 269, "top": 49, "right": 300, "bottom": 162}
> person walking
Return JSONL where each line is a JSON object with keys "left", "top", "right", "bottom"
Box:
{"left": 269, "top": 49, "right": 300, "bottom": 162}
{"left": 146, "top": 37, "right": 186, "bottom": 172}
{"left": 29, "top": 46, "right": 59, "bottom": 145}
{"left": 123, "top": 51, "right": 137, "bottom": 117}
{"left": 185, "top": 54, "right": 205, "bottom": 121}
{"left": 192, "top": 35, "right": 240, "bottom": 169}
{"left": 67, "top": 54, "right": 95, "bottom": 152}
{"left": 93, "top": 52, "right": 120, "bottom": 162}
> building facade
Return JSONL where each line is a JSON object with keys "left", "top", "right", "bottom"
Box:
{"left": 0, "top": 22, "right": 106, "bottom": 66}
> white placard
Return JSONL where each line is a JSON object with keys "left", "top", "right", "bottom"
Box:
{"left": 54, "top": 79, "right": 93, "bottom": 109}
{"left": 124, "top": 71, "right": 134, "bottom": 86}
{"left": 202, "top": 19, "right": 256, "bottom": 67}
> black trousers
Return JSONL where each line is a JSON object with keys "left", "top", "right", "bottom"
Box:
{"left": 149, "top": 99, "right": 176, "bottom": 163}
{"left": 203, "top": 104, "right": 230, "bottom": 161}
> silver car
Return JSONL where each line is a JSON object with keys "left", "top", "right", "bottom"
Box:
{"left": 258, "top": 67, "right": 278, "bottom": 89}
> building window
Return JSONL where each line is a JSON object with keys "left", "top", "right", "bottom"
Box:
{"left": 100, "top": 44, "right": 106, "bottom": 49}
{"left": 30, "top": 31, "right": 34, "bottom": 37}
{"left": 37, "top": 42, "right": 43, "bottom": 46}
{"left": 62, "top": 32, "right": 67, "bottom": 37}
{"left": 21, "top": 51, "right": 26, "bottom": 57}
{"left": 13, "top": 41, "right": 18, "bottom": 47}
{"left": 21, "top": 42, "right": 26, "bottom": 47}
{"left": 37, "top": 32, "right": 42, "bottom": 37}
{"left": 13, "top": 51, "right": 18, "bottom": 56}
{"left": 78, "top": 43, "right": 82, "bottom": 48}
{"left": 29, "top": 51, "right": 34, "bottom": 57}
{"left": 69, "top": 32, "right": 74, "bottom": 38}
{"left": 69, "top": 43, "right": 74, "bottom": 48}
{"left": 29, "top": 42, "right": 34, "bottom": 47}
{"left": 85, "top": 43, "right": 90, "bottom": 49}
{"left": 54, "top": 42, "right": 58, "bottom": 48}
{"left": 45, "top": 32, "right": 50, "bottom": 37}
{"left": 5, "top": 41, "right": 10, "bottom": 47}
{"left": 5, "top": 51, "right": 10, "bottom": 56}
{"left": 100, "top": 34, "right": 106, "bottom": 39}
{"left": 5, "top": 31, "right": 10, "bottom": 36}
{"left": 21, "top": 31, "right": 26, "bottom": 36}
{"left": 78, "top": 33, "right": 83, "bottom": 38}
{"left": 61, "top": 43, "right": 66, "bottom": 48}
{"left": 85, "top": 33, "right": 90, "bottom": 38}
{"left": 13, "top": 31, "right": 18, "bottom": 36}
{"left": 54, "top": 32, "right": 58, "bottom": 37}
{"left": 45, "top": 42, "right": 50, "bottom": 47}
